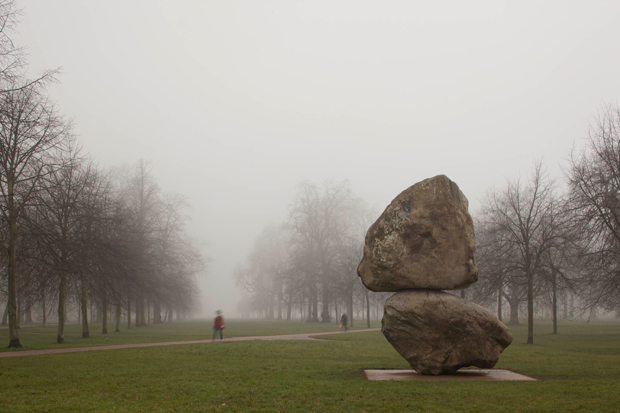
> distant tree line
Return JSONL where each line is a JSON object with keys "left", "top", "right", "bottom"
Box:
{"left": 0, "top": 0, "right": 204, "bottom": 348}
{"left": 472, "top": 104, "right": 620, "bottom": 344}
{"left": 235, "top": 180, "right": 390, "bottom": 327}
{"left": 237, "top": 104, "right": 620, "bottom": 346}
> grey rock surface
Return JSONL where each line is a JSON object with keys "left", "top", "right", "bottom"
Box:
{"left": 382, "top": 290, "right": 513, "bottom": 375}
{"left": 358, "top": 175, "right": 478, "bottom": 291}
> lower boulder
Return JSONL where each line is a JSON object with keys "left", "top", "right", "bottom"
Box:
{"left": 382, "top": 290, "right": 513, "bottom": 375}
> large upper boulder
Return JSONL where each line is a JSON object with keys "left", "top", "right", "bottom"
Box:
{"left": 358, "top": 175, "right": 478, "bottom": 291}
{"left": 382, "top": 290, "right": 513, "bottom": 375}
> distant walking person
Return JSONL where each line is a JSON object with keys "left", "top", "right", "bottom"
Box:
{"left": 213, "top": 310, "right": 225, "bottom": 341}
{"left": 340, "top": 312, "right": 348, "bottom": 332}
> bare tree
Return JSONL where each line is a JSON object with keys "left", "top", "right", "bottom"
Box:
{"left": 0, "top": 0, "right": 24, "bottom": 91}
{"left": 150, "top": 192, "right": 203, "bottom": 323}
{"left": 537, "top": 232, "right": 576, "bottom": 334}
{"left": 473, "top": 216, "right": 531, "bottom": 325}
{"left": 120, "top": 160, "right": 160, "bottom": 327}
{"left": 235, "top": 224, "right": 290, "bottom": 319}
{"left": 471, "top": 217, "right": 511, "bottom": 320}
{"left": 0, "top": 83, "right": 71, "bottom": 348}
{"left": 237, "top": 181, "right": 377, "bottom": 324}
{"left": 98, "top": 161, "right": 202, "bottom": 327}
{"left": 332, "top": 197, "right": 373, "bottom": 327}
{"left": 89, "top": 191, "right": 136, "bottom": 332}
{"left": 32, "top": 144, "right": 98, "bottom": 343}
{"left": 479, "top": 161, "right": 559, "bottom": 344}
{"left": 60, "top": 158, "right": 112, "bottom": 337}
{"left": 566, "top": 104, "right": 620, "bottom": 314}
{"left": 289, "top": 181, "right": 353, "bottom": 323}
{"left": 0, "top": 0, "right": 59, "bottom": 95}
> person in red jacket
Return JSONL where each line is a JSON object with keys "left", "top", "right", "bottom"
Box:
{"left": 213, "top": 310, "right": 225, "bottom": 341}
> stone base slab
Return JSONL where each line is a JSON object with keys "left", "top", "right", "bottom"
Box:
{"left": 364, "top": 369, "right": 537, "bottom": 381}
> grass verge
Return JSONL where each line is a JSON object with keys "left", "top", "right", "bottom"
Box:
{"left": 0, "top": 319, "right": 618, "bottom": 412}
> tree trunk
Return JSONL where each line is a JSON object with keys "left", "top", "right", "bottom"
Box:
{"left": 153, "top": 301, "right": 162, "bottom": 324}
{"left": 41, "top": 289, "right": 47, "bottom": 327}
{"left": 1, "top": 302, "right": 8, "bottom": 326}
{"left": 507, "top": 297, "right": 520, "bottom": 325}
{"left": 497, "top": 288, "right": 503, "bottom": 321}
{"left": 334, "top": 299, "right": 338, "bottom": 324}
{"left": 552, "top": 270, "right": 557, "bottom": 335}
{"left": 527, "top": 270, "right": 534, "bottom": 344}
{"left": 267, "top": 299, "right": 274, "bottom": 319}
{"left": 101, "top": 287, "right": 108, "bottom": 335}
{"left": 7, "top": 202, "right": 21, "bottom": 348}
{"left": 139, "top": 296, "right": 146, "bottom": 326}
{"left": 286, "top": 295, "right": 292, "bottom": 321}
{"left": 136, "top": 298, "right": 141, "bottom": 326}
{"left": 127, "top": 296, "right": 131, "bottom": 329}
{"left": 133, "top": 297, "right": 139, "bottom": 326}
{"left": 321, "top": 276, "right": 330, "bottom": 323}
{"left": 348, "top": 293, "right": 354, "bottom": 328}
{"left": 137, "top": 299, "right": 142, "bottom": 325}
{"left": 95, "top": 305, "right": 102, "bottom": 323}
{"left": 562, "top": 292, "right": 568, "bottom": 319}
{"left": 115, "top": 298, "right": 122, "bottom": 333}
{"left": 311, "top": 283, "right": 319, "bottom": 322}
{"left": 80, "top": 271, "right": 89, "bottom": 338}
{"left": 365, "top": 290, "right": 371, "bottom": 328}
{"left": 24, "top": 300, "right": 32, "bottom": 323}
{"left": 57, "top": 267, "right": 67, "bottom": 344}
{"left": 16, "top": 294, "right": 21, "bottom": 329}
{"left": 277, "top": 284, "right": 283, "bottom": 320}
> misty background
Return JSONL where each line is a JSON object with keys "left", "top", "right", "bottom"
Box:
{"left": 16, "top": 1, "right": 620, "bottom": 316}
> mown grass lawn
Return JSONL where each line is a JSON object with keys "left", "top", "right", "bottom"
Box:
{"left": 0, "top": 319, "right": 619, "bottom": 412}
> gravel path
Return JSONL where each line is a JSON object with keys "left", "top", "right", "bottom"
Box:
{"left": 0, "top": 328, "right": 380, "bottom": 358}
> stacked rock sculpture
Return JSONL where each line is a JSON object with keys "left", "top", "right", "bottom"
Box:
{"left": 358, "top": 175, "right": 513, "bottom": 375}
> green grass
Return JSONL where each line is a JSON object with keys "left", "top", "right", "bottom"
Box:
{"left": 0, "top": 319, "right": 381, "bottom": 352}
{"left": 0, "top": 319, "right": 619, "bottom": 412}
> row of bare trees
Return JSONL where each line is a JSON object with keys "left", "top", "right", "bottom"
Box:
{"left": 236, "top": 105, "right": 620, "bottom": 344}
{"left": 235, "top": 181, "right": 389, "bottom": 327}
{"left": 0, "top": 121, "right": 203, "bottom": 349}
{"left": 472, "top": 104, "right": 620, "bottom": 344}
{"left": 0, "top": 1, "right": 203, "bottom": 348}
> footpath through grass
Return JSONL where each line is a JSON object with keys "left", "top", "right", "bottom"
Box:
{"left": 0, "top": 319, "right": 380, "bottom": 352}
{"left": 1, "top": 319, "right": 619, "bottom": 412}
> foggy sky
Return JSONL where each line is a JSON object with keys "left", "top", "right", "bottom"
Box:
{"left": 17, "top": 1, "right": 620, "bottom": 316}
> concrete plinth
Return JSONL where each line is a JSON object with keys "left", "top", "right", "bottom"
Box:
{"left": 364, "top": 369, "right": 537, "bottom": 381}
